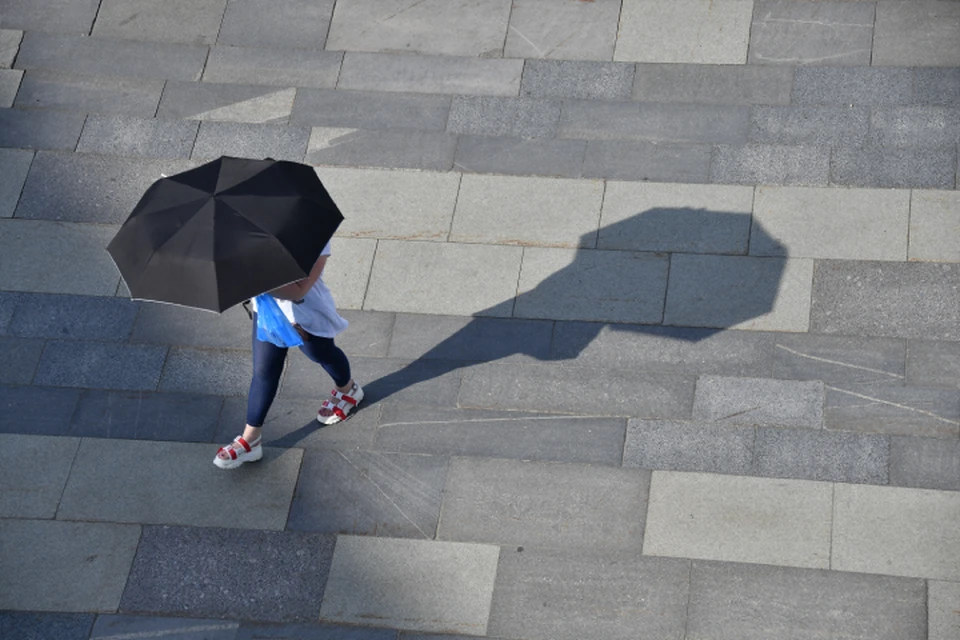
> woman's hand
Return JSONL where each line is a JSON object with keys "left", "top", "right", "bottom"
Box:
{"left": 270, "top": 255, "right": 328, "bottom": 300}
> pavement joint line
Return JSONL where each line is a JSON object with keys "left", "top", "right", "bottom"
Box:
{"left": 825, "top": 385, "right": 960, "bottom": 426}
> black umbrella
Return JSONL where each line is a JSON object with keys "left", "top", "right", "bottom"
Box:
{"left": 107, "top": 156, "right": 343, "bottom": 313}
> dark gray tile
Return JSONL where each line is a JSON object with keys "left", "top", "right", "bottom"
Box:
{"left": 335, "top": 310, "right": 395, "bottom": 358}
{"left": 9, "top": 292, "right": 140, "bottom": 341}
{"left": 521, "top": 60, "right": 634, "bottom": 101}
{"left": 749, "top": 106, "right": 869, "bottom": 145}
{"left": 217, "top": 0, "right": 336, "bottom": 49}
{"left": 204, "top": 46, "right": 342, "bottom": 88}
{"left": 915, "top": 68, "right": 960, "bottom": 107}
{"left": 711, "top": 144, "right": 829, "bottom": 186}
{"left": 624, "top": 419, "right": 756, "bottom": 475}
{"left": 0, "top": 291, "right": 19, "bottom": 333}
{"left": 193, "top": 122, "right": 310, "bottom": 163}
{"left": 0, "top": 612, "right": 94, "bottom": 640}
{"left": 120, "top": 525, "right": 336, "bottom": 622}
{"left": 825, "top": 382, "right": 960, "bottom": 439}
{"left": 889, "top": 436, "right": 960, "bottom": 491}
{"left": 90, "top": 615, "right": 240, "bottom": 640}
{"left": 0, "top": 107, "right": 85, "bottom": 151}
{"left": 453, "top": 135, "right": 585, "bottom": 179}
{"left": 792, "top": 67, "right": 915, "bottom": 106}
{"left": 387, "top": 314, "right": 552, "bottom": 362}
{"left": 687, "top": 561, "right": 927, "bottom": 640}
{"left": 869, "top": 106, "right": 960, "bottom": 147}
{"left": 693, "top": 375, "right": 825, "bottom": 429}
{"left": 906, "top": 340, "right": 960, "bottom": 387}
{"left": 131, "top": 303, "right": 252, "bottom": 349}
{"left": 771, "top": 333, "right": 906, "bottom": 385}
{"left": 811, "top": 260, "right": 960, "bottom": 341}
{"left": 583, "top": 140, "right": 712, "bottom": 182}
{"left": 830, "top": 144, "right": 957, "bottom": 189}
{"left": 14, "top": 69, "right": 164, "bottom": 116}
{"left": 78, "top": 114, "right": 199, "bottom": 159}
{"left": 0, "top": 148, "right": 33, "bottom": 218}
{"left": 306, "top": 128, "right": 457, "bottom": 172}
{"left": 488, "top": 548, "right": 690, "bottom": 640}
{"left": 288, "top": 449, "right": 447, "bottom": 538}
{"left": 238, "top": 621, "right": 396, "bottom": 640}
{"left": 291, "top": 89, "right": 451, "bottom": 131}
{"left": 448, "top": 96, "right": 560, "bottom": 139}
{"left": 0, "top": 335, "right": 42, "bottom": 387}
{"left": 70, "top": 390, "right": 222, "bottom": 442}
{"left": 748, "top": 0, "right": 875, "bottom": 66}
{"left": 158, "top": 347, "right": 250, "bottom": 396}
{"left": 754, "top": 427, "right": 889, "bottom": 484}
{"left": 560, "top": 100, "right": 750, "bottom": 144}
{"left": 634, "top": 63, "right": 794, "bottom": 105}
{"left": 0, "top": 384, "right": 81, "bottom": 435}
{"left": 873, "top": 1, "right": 960, "bottom": 67}
{"left": 34, "top": 340, "right": 168, "bottom": 391}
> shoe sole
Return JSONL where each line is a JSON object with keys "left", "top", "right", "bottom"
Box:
{"left": 318, "top": 388, "right": 365, "bottom": 425}
{"left": 213, "top": 449, "right": 263, "bottom": 469}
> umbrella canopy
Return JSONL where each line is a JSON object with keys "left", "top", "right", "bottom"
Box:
{"left": 107, "top": 156, "right": 343, "bottom": 313}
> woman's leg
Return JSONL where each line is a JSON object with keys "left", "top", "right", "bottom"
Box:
{"left": 299, "top": 336, "right": 352, "bottom": 389}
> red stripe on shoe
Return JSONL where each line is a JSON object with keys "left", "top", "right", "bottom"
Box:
{"left": 333, "top": 407, "right": 346, "bottom": 420}
{"left": 341, "top": 394, "right": 357, "bottom": 406}
{"left": 236, "top": 437, "right": 251, "bottom": 452}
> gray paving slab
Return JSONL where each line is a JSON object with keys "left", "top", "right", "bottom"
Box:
{"left": 217, "top": 0, "right": 335, "bottom": 49}
{"left": 811, "top": 260, "right": 960, "bottom": 341}
{"left": 792, "top": 66, "right": 915, "bottom": 105}
{"left": 754, "top": 427, "right": 889, "bottom": 484}
{"left": 623, "top": 419, "right": 756, "bottom": 475}
{"left": 438, "top": 457, "right": 648, "bottom": 551}
{"left": 583, "top": 139, "right": 713, "bottom": 182}
{"left": 505, "top": 0, "right": 621, "bottom": 61}
{"left": 772, "top": 334, "right": 906, "bottom": 385}
{"left": 0, "top": 612, "right": 94, "bottom": 640}
{"left": 748, "top": 0, "right": 875, "bottom": 66}
{"left": 192, "top": 121, "right": 310, "bottom": 162}
{"left": 158, "top": 347, "right": 250, "bottom": 396}
{"left": 236, "top": 621, "right": 396, "bottom": 640}
{"left": 0, "top": 384, "right": 81, "bottom": 436}
{"left": 15, "top": 32, "right": 208, "bottom": 81}
{"left": 375, "top": 403, "right": 627, "bottom": 466}
{"left": 634, "top": 63, "right": 794, "bottom": 105}
{"left": 0, "top": 148, "right": 30, "bottom": 217}
{"left": 0, "top": 291, "right": 18, "bottom": 333}
{"left": 873, "top": 1, "right": 960, "bottom": 67}
{"left": 0, "top": 519, "right": 140, "bottom": 612}
{"left": 514, "top": 247, "right": 668, "bottom": 323}
{"left": 448, "top": 96, "right": 560, "bottom": 139}
{"left": 711, "top": 144, "right": 830, "bottom": 186}
{"left": 890, "top": 436, "right": 960, "bottom": 491}
{"left": 8, "top": 292, "right": 139, "bottom": 341}
{"left": 453, "top": 135, "right": 586, "bottom": 178}
{"left": 69, "top": 390, "right": 222, "bottom": 442}
{"left": 319, "top": 536, "right": 499, "bottom": 635}
{"left": 0, "top": 106, "right": 84, "bottom": 150}
{"left": 560, "top": 100, "right": 750, "bottom": 144}
{"left": 487, "top": 548, "right": 690, "bottom": 640}
{"left": 335, "top": 310, "right": 394, "bottom": 359}
{"left": 909, "top": 189, "right": 960, "bottom": 262}
{"left": 90, "top": 615, "right": 241, "bottom": 640}
{"left": 521, "top": 60, "right": 634, "bottom": 101}
{"left": 748, "top": 106, "right": 870, "bottom": 146}
{"left": 131, "top": 303, "right": 250, "bottom": 349}
{"left": 0, "top": 68, "right": 21, "bottom": 107}
{"left": 92, "top": 0, "right": 226, "bottom": 45}
{"left": 287, "top": 449, "right": 447, "bottom": 538}
{"left": 686, "top": 561, "right": 928, "bottom": 640}
{"left": 0, "top": 336, "right": 43, "bottom": 384}
{"left": 870, "top": 107, "right": 960, "bottom": 148}
{"left": 77, "top": 115, "right": 199, "bottom": 159}
{"left": 916, "top": 67, "right": 960, "bottom": 107}
{"left": 204, "top": 46, "right": 342, "bottom": 88}
{"left": 387, "top": 313, "right": 552, "bottom": 362}
{"left": 0, "top": 29, "right": 23, "bottom": 68}
{"left": 830, "top": 143, "right": 958, "bottom": 189}
{"left": 337, "top": 53, "right": 523, "bottom": 97}
{"left": 459, "top": 362, "right": 696, "bottom": 419}
{"left": 0, "top": 433, "right": 79, "bottom": 518}
{"left": 693, "top": 375, "right": 825, "bottom": 428}
{"left": 307, "top": 127, "right": 457, "bottom": 171}
{"left": 0, "top": 0, "right": 99, "bottom": 33}
{"left": 929, "top": 581, "right": 960, "bottom": 640}
{"left": 158, "top": 81, "right": 296, "bottom": 123}
{"left": 33, "top": 340, "right": 167, "bottom": 391}
{"left": 121, "top": 525, "right": 336, "bottom": 622}
{"left": 292, "top": 89, "right": 451, "bottom": 131}
{"left": 15, "top": 68, "right": 163, "bottom": 116}
{"left": 824, "top": 382, "right": 960, "bottom": 438}
{"left": 906, "top": 339, "right": 960, "bottom": 388}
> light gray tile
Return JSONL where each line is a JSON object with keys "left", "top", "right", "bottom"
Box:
{"left": 505, "top": 0, "right": 621, "bottom": 61}
{"left": 830, "top": 143, "right": 957, "bottom": 189}
{"left": 78, "top": 115, "right": 199, "bottom": 159}
{"left": 158, "top": 81, "right": 295, "bottom": 123}
{"left": 93, "top": 0, "right": 226, "bottom": 45}
{"left": 192, "top": 121, "right": 310, "bottom": 162}
{"left": 634, "top": 63, "right": 794, "bottom": 105}
{"left": 624, "top": 419, "right": 756, "bottom": 475}
{"left": 792, "top": 66, "right": 915, "bottom": 106}
{"left": 749, "top": 0, "right": 875, "bottom": 66}
{"left": 693, "top": 375, "right": 824, "bottom": 428}
{"left": 711, "top": 144, "right": 830, "bottom": 186}
{"left": 930, "top": 580, "right": 960, "bottom": 640}
{"left": 1, "top": 0, "right": 99, "bottom": 33}
{"left": 754, "top": 427, "right": 889, "bottom": 484}
{"left": 448, "top": 96, "right": 560, "bottom": 139}
{"left": 15, "top": 68, "right": 164, "bottom": 116}
{"left": 453, "top": 135, "right": 586, "bottom": 178}
{"left": 0, "top": 30, "right": 23, "bottom": 68}
{"left": 320, "top": 236, "right": 377, "bottom": 311}
{"left": 890, "top": 436, "right": 960, "bottom": 491}
{"left": 307, "top": 127, "right": 457, "bottom": 171}
{"left": 0, "top": 147, "right": 32, "bottom": 218}
{"left": 205, "top": 46, "right": 342, "bottom": 88}
{"left": 0, "top": 68, "right": 21, "bottom": 107}
{"left": 906, "top": 339, "right": 960, "bottom": 387}
{"left": 217, "top": 0, "right": 336, "bottom": 48}
{"left": 559, "top": 100, "right": 750, "bottom": 144}
{"left": 0, "top": 434, "right": 79, "bottom": 518}
{"left": 0, "top": 106, "right": 85, "bottom": 151}
{"left": 873, "top": 1, "right": 960, "bottom": 67}
{"left": 824, "top": 382, "right": 960, "bottom": 439}
{"left": 521, "top": 59, "right": 634, "bottom": 100}
{"left": 292, "top": 89, "right": 450, "bottom": 131}
{"left": 338, "top": 52, "right": 523, "bottom": 97}
{"left": 583, "top": 139, "right": 713, "bottom": 182}
{"left": 909, "top": 189, "right": 960, "bottom": 262}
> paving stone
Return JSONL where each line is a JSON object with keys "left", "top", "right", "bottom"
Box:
{"left": 159, "top": 81, "right": 296, "bottom": 123}
{"left": 831, "top": 143, "right": 957, "bottom": 189}
{"left": 686, "top": 561, "right": 928, "bottom": 640}
{"left": 15, "top": 151, "right": 197, "bottom": 224}
{"left": 0, "top": 612, "right": 94, "bottom": 640}
{"left": 158, "top": 347, "right": 250, "bottom": 396}
{"left": 890, "top": 436, "right": 960, "bottom": 491}
{"left": 693, "top": 375, "right": 824, "bottom": 428}
{"left": 364, "top": 240, "right": 521, "bottom": 317}
{"left": 218, "top": 0, "right": 335, "bottom": 48}
{"left": 909, "top": 190, "right": 960, "bottom": 262}
{"left": 751, "top": 185, "right": 909, "bottom": 260}
{"left": 583, "top": 140, "right": 713, "bottom": 182}
{"left": 387, "top": 313, "right": 552, "bottom": 362}
{"left": 15, "top": 32, "right": 208, "bottom": 81}
{"left": 439, "top": 457, "right": 648, "bottom": 551}
{"left": 664, "top": 255, "right": 813, "bottom": 332}
{"left": 754, "top": 427, "right": 889, "bottom": 484}
{"left": 644, "top": 471, "right": 833, "bottom": 568}
{"left": 0, "top": 220, "right": 121, "bottom": 296}
{"left": 873, "top": 1, "right": 960, "bottom": 67}
{"left": 8, "top": 292, "right": 139, "bottom": 341}
{"left": 749, "top": 106, "right": 870, "bottom": 146}
{"left": 192, "top": 121, "right": 310, "bottom": 162}
{"left": 0, "top": 29, "right": 23, "bottom": 68}
{"left": 488, "top": 548, "right": 690, "bottom": 640}
{"left": 78, "top": 114, "right": 199, "bottom": 159}
{"left": 833, "top": 483, "right": 960, "bottom": 580}
{"left": 521, "top": 59, "right": 634, "bottom": 100}
{"left": 320, "top": 536, "right": 499, "bottom": 635}
{"left": 69, "top": 390, "right": 222, "bottom": 442}
{"left": 288, "top": 449, "right": 447, "bottom": 538}
{"left": 792, "top": 66, "right": 916, "bottom": 106}
{"left": 0, "top": 148, "right": 31, "bottom": 218}
{"left": 92, "top": 0, "right": 226, "bottom": 45}
{"left": 236, "top": 621, "right": 396, "bottom": 640}
{"left": 459, "top": 362, "right": 695, "bottom": 418}
{"left": 204, "top": 46, "right": 341, "bottom": 88}
{"left": 515, "top": 247, "right": 668, "bottom": 323}
{"left": 0, "top": 106, "right": 84, "bottom": 150}
{"left": 122, "top": 525, "right": 335, "bottom": 622}
{"left": 0, "top": 336, "right": 43, "bottom": 384}
{"left": 448, "top": 96, "right": 560, "bottom": 139}
{"left": 0, "top": 433, "right": 79, "bottom": 518}
{"left": 131, "top": 303, "right": 251, "bottom": 349}
{"left": 334, "top": 309, "right": 394, "bottom": 358}
{"left": 560, "top": 100, "right": 750, "bottom": 144}
{"left": 634, "top": 63, "right": 794, "bottom": 105}
{"left": 615, "top": 0, "right": 752, "bottom": 64}
{"left": 453, "top": 135, "right": 586, "bottom": 178}
{"left": 0, "top": 0, "right": 99, "bottom": 33}
{"left": 327, "top": 0, "right": 510, "bottom": 57}
{"left": 90, "top": 615, "right": 240, "bottom": 640}
{"left": 711, "top": 144, "right": 830, "bottom": 186}
{"left": 316, "top": 167, "right": 459, "bottom": 242}
{"left": 623, "top": 419, "right": 756, "bottom": 475}
{"left": 0, "top": 291, "right": 18, "bottom": 333}
{"left": 505, "top": 0, "right": 621, "bottom": 61}
{"left": 292, "top": 89, "right": 451, "bottom": 131}
{"left": 307, "top": 127, "right": 457, "bottom": 171}
{"left": 916, "top": 67, "right": 960, "bottom": 107}
{"left": 0, "top": 519, "right": 140, "bottom": 611}
{"left": 0, "top": 384, "right": 81, "bottom": 436}
{"left": 929, "top": 581, "right": 960, "bottom": 640}
{"left": 33, "top": 340, "right": 167, "bottom": 391}
{"left": 309, "top": 236, "right": 376, "bottom": 311}
{"left": 824, "top": 382, "right": 960, "bottom": 439}
{"left": 337, "top": 52, "right": 523, "bottom": 97}
{"left": 15, "top": 68, "right": 164, "bottom": 116}
{"left": 598, "top": 181, "right": 753, "bottom": 254}
{"left": 451, "top": 174, "right": 602, "bottom": 248}
{"left": 906, "top": 339, "right": 960, "bottom": 387}
{"left": 0, "top": 67, "right": 21, "bottom": 106}
{"left": 870, "top": 107, "right": 960, "bottom": 148}
{"left": 376, "top": 403, "right": 627, "bottom": 465}
{"left": 748, "top": 0, "right": 875, "bottom": 66}
{"left": 772, "top": 333, "right": 906, "bottom": 385}
{"left": 811, "top": 260, "right": 960, "bottom": 341}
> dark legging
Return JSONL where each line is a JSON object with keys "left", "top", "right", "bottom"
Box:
{"left": 246, "top": 314, "right": 352, "bottom": 427}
